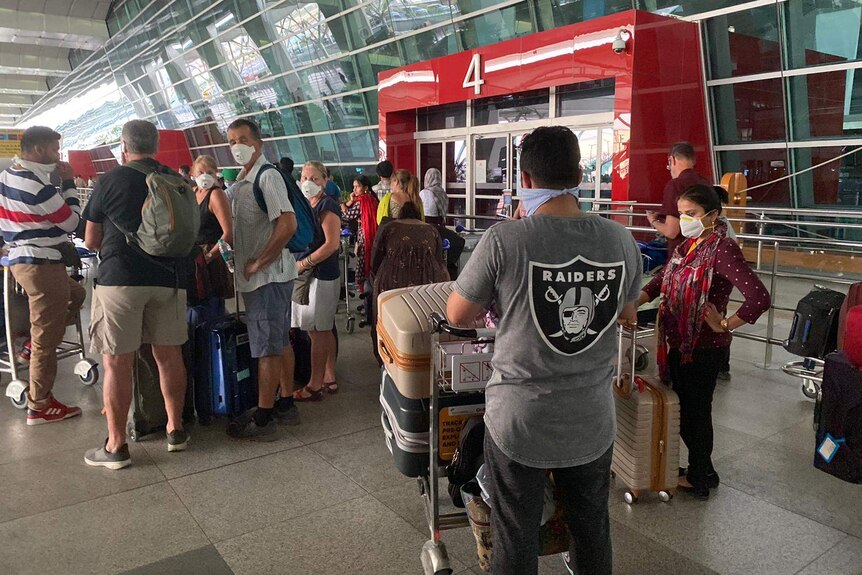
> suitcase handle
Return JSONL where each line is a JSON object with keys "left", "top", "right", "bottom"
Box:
{"left": 615, "top": 326, "right": 640, "bottom": 397}
{"left": 379, "top": 339, "right": 393, "bottom": 365}
{"left": 429, "top": 311, "right": 495, "bottom": 339}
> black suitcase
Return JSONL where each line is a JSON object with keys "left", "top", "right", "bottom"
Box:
{"left": 814, "top": 352, "right": 862, "bottom": 483}
{"left": 128, "top": 344, "right": 194, "bottom": 441}
{"left": 289, "top": 327, "right": 339, "bottom": 387}
{"left": 194, "top": 317, "right": 258, "bottom": 421}
{"left": 784, "top": 286, "right": 845, "bottom": 358}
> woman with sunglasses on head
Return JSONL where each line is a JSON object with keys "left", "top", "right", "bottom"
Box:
{"left": 638, "top": 184, "right": 770, "bottom": 500}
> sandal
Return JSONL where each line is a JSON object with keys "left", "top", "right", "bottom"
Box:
{"left": 292, "top": 384, "right": 325, "bottom": 402}
{"left": 324, "top": 381, "right": 339, "bottom": 394}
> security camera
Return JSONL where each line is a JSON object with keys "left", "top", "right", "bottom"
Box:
{"left": 612, "top": 29, "right": 630, "bottom": 54}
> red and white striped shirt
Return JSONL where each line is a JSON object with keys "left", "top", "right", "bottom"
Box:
{"left": 0, "top": 167, "right": 80, "bottom": 265}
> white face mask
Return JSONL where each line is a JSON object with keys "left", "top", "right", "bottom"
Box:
{"left": 231, "top": 143, "right": 256, "bottom": 165}
{"left": 13, "top": 156, "right": 56, "bottom": 183}
{"left": 679, "top": 212, "right": 714, "bottom": 239}
{"left": 300, "top": 180, "right": 321, "bottom": 199}
{"left": 195, "top": 174, "right": 215, "bottom": 190}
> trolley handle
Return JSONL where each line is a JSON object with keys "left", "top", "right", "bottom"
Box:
{"left": 428, "top": 312, "right": 495, "bottom": 339}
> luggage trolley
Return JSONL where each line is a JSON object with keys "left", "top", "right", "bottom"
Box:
{"left": 2, "top": 256, "right": 99, "bottom": 408}
{"left": 338, "top": 228, "right": 357, "bottom": 333}
{"left": 419, "top": 312, "right": 494, "bottom": 575}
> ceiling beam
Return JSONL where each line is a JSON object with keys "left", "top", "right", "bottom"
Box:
{"left": 0, "top": 43, "right": 72, "bottom": 76}
{"left": 0, "top": 94, "right": 37, "bottom": 107}
{"left": 0, "top": 8, "right": 109, "bottom": 52}
{"left": 0, "top": 74, "right": 50, "bottom": 96}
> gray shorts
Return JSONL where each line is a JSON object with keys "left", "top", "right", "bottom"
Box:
{"left": 241, "top": 281, "right": 293, "bottom": 358}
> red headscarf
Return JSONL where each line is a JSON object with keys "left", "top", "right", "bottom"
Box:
{"left": 357, "top": 193, "right": 379, "bottom": 280}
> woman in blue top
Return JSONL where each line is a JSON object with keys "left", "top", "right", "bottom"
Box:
{"left": 292, "top": 161, "right": 342, "bottom": 400}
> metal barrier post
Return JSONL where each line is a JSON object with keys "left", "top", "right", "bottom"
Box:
{"left": 756, "top": 212, "right": 766, "bottom": 271}
{"left": 762, "top": 241, "right": 780, "bottom": 368}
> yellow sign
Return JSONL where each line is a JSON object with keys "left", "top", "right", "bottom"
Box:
{"left": 0, "top": 130, "right": 23, "bottom": 159}
{"left": 438, "top": 403, "right": 485, "bottom": 462}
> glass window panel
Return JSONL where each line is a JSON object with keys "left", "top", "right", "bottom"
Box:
{"left": 705, "top": 5, "right": 781, "bottom": 79}
{"left": 458, "top": 4, "right": 535, "bottom": 49}
{"left": 789, "top": 70, "right": 862, "bottom": 140}
{"left": 418, "top": 102, "right": 467, "bottom": 131}
{"left": 718, "top": 149, "right": 790, "bottom": 206}
{"left": 556, "top": 78, "right": 615, "bottom": 117}
{"left": 220, "top": 30, "right": 272, "bottom": 83}
{"left": 785, "top": 0, "right": 862, "bottom": 69}
{"left": 446, "top": 139, "right": 468, "bottom": 196}
{"left": 400, "top": 24, "right": 462, "bottom": 62}
{"left": 640, "top": 1, "right": 751, "bottom": 17}
{"left": 211, "top": 145, "right": 235, "bottom": 167}
{"left": 712, "top": 79, "right": 786, "bottom": 144}
{"left": 335, "top": 130, "right": 378, "bottom": 162}
{"left": 791, "top": 147, "right": 862, "bottom": 208}
{"left": 420, "top": 142, "right": 443, "bottom": 179}
{"left": 473, "top": 89, "right": 550, "bottom": 126}
{"left": 354, "top": 41, "right": 405, "bottom": 87}
{"left": 272, "top": 4, "right": 345, "bottom": 66}
{"left": 386, "top": 0, "right": 455, "bottom": 36}
{"left": 534, "top": 0, "right": 634, "bottom": 29}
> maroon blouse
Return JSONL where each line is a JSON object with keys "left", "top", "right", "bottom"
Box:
{"left": 643, "top": 237, "right": 771, "bottom": 349}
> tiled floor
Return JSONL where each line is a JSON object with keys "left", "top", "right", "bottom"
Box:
{"left": 0, "top": 276, "right": 860, "bottom": 575}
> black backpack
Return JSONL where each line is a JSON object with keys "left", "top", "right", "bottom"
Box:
{"left": 446, "top": 417, "right": 485, "bottom": 508}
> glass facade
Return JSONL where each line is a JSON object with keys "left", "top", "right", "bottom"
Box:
{"left": 706, "top": 0, "right": 862, "bottom": 209}
{"left": 19, "top": 0, "right": 862, "bottom": 210}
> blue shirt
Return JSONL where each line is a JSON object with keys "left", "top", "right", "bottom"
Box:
{"left": 325, "top": 180, "right": 341, "bottom": 200}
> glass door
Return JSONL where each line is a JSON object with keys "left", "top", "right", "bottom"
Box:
{"left": 418, "top": 139, "right": 466, "bottom": 225}
{"left": 472, "top": 134, "right": 509, "bottom": 229}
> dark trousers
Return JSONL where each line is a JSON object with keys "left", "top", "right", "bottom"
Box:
{"left": 668, "top": 347, "right": 724, "bottom": 483}
{"left": 484, "top": 434, "right": 613, "bottom": 575}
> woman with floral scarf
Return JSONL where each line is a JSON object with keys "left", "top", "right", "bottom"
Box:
{"left": 639, "top": 184, "right": 770, "bottom": 500}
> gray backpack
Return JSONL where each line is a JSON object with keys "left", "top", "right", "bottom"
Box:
{"left": 122, "top": 161, "right": 199, "bottom": 257}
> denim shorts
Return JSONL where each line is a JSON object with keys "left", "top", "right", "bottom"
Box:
{"left": 241, "top": 281, "right": 293, "bottom": 358}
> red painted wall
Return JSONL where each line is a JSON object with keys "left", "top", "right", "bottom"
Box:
{"left": 67, "top": 129, "right": 194, "bottom": 179}
{"left": 377, "top": 10, "right": 711, "bottom": 206}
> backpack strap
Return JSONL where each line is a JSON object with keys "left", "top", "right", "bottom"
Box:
{"left": 252, "top": 163, "right": 274, "bottom": 213}
{"left": 126, "top": 160, "right": 157, "bottom": 176}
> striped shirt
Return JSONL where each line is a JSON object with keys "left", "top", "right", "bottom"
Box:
{"left": 0, "top": 167, "right": 80, "bottom": 265}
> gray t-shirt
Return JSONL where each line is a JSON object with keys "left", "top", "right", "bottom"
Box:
{"left": 232, "top": 156, "right": 297, "bottom": 293}
{"left": 455, "top": 214, "right": 642, "bottom": 468}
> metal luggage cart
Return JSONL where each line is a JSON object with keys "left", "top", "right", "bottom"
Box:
{"left": 781, "top": 357, "right": 824, "bottom": 400}
{"left": 2, "top": 257, "right": 99, "bottom": 408}
{"left": 338, "top": 228, "right": 357, "bottom": 333}
{"left": 419, "top": 312, "right": 494, "bottom": 575}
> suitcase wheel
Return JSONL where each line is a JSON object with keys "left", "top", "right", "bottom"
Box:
{"left": 623, "top": 491, "right": 638, "bottom": 505}
{"left": 346, "top": 316, "right": 355, "bottom": 334}
{"left": 659, "top": 490, "right": 673, "bottom": 503}
{"left": 801, "top": 379, "right": 820, "bottom": 400}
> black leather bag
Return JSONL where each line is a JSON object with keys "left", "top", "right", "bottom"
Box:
{"left": 814, "top": 352, "right": 862, "bottom": 484}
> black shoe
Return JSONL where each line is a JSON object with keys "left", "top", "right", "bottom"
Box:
{"left": 678, "top": 480, "right": 710, "bottom": 500}
{"left": 707, "top": 471, "right": 720, "bottom": 489}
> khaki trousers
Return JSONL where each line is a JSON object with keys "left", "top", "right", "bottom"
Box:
{"left": 10, "top": 264, "right": 86, "bottom": 409}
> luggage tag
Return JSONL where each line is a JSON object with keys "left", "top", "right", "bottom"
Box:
{"left": 817, "top": 433, "right": 846, "bottom": 464}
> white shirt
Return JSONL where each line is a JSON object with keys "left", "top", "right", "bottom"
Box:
{"left": 231, "top": 155, "right": 297, "bottom": 293}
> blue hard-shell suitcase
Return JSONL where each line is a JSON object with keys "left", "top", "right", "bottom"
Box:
{"left": 207, "top": 317, "right": 258, "bottom": 419}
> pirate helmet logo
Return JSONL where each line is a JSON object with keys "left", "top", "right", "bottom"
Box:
{"left": 529, "top": 256, "right": 625, "bottom": 356}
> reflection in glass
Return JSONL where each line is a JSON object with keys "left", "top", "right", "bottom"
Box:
{"left": 791, "top": 147, "right": 862, "bottom": 209}
{"left": 557, "top": 78, "right": 615, "bottom": 118}
{"left": 788, "top": 72, "right": 862, "bottom": 140}
{"left": 473, "top": 89, "right": 550, "bottom": 125}
{"left": 220, "top": 30, "right": 271, "bottom": 83}
{"left": 705, "top": 5, "right": 780, "bottom": 79}
{"left": 785, "top": 0, "right": 862, "bottom": 69}
{"left": 458, "top": 4, "right": 534, "bottom": 49}
{"left": 718, "top": 149, "right": 790, "bottom": 206}
{"left": 418, "top": 103, "right": 467, "bottom": 131}
{"left": 712, "top": 79, "right": 787, "bottom": 144}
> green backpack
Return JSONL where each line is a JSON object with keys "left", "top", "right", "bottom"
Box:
{"left": 123, "top": 161, "right": 200, "bottom": 257}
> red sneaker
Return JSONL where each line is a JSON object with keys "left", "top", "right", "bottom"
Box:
{"left": 26, "top": 397, "right": 82, "bottom": 426}
{"left": 17, "top": 340, "right": 31, "bottom": 364}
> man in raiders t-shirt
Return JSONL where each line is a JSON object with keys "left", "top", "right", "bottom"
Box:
{"left": 447, "top": 126, "right": 642, "bottom": 575}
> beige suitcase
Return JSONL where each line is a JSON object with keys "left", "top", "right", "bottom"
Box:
{"left": 611, "top": 327, "right": 680, "bottom": 504}
{"left": 377, "top": 282, "right": 483, "bottom": 399}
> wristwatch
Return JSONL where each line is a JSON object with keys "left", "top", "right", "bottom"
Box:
{"left": 720, "top": 318, "right": 733, "bottom": 333}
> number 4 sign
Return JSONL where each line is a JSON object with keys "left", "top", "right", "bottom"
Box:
{"left": 462, "top": 53, "right": 485, "bottom": 95}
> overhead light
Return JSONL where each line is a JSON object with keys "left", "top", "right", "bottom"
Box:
{"left": 215, "top": 13, "right": 235, "bottom": 29}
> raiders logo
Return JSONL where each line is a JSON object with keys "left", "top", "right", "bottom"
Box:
{"left": 529, "top": 256, "right": 625, "bottom": 356}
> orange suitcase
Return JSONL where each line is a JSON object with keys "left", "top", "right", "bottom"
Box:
{"left": 611, "top": 327, "right": 680, "bottom": 504}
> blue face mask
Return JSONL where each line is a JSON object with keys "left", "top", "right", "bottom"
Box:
{"left": 519, "top": 186, "right": 580, "bottom": 217}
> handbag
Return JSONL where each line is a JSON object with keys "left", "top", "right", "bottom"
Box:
{"left": 56, "top": 241, "right": 82, "bottom": 268}
{"left": 292, "top": 267, "right": 312, "bottom": 305}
